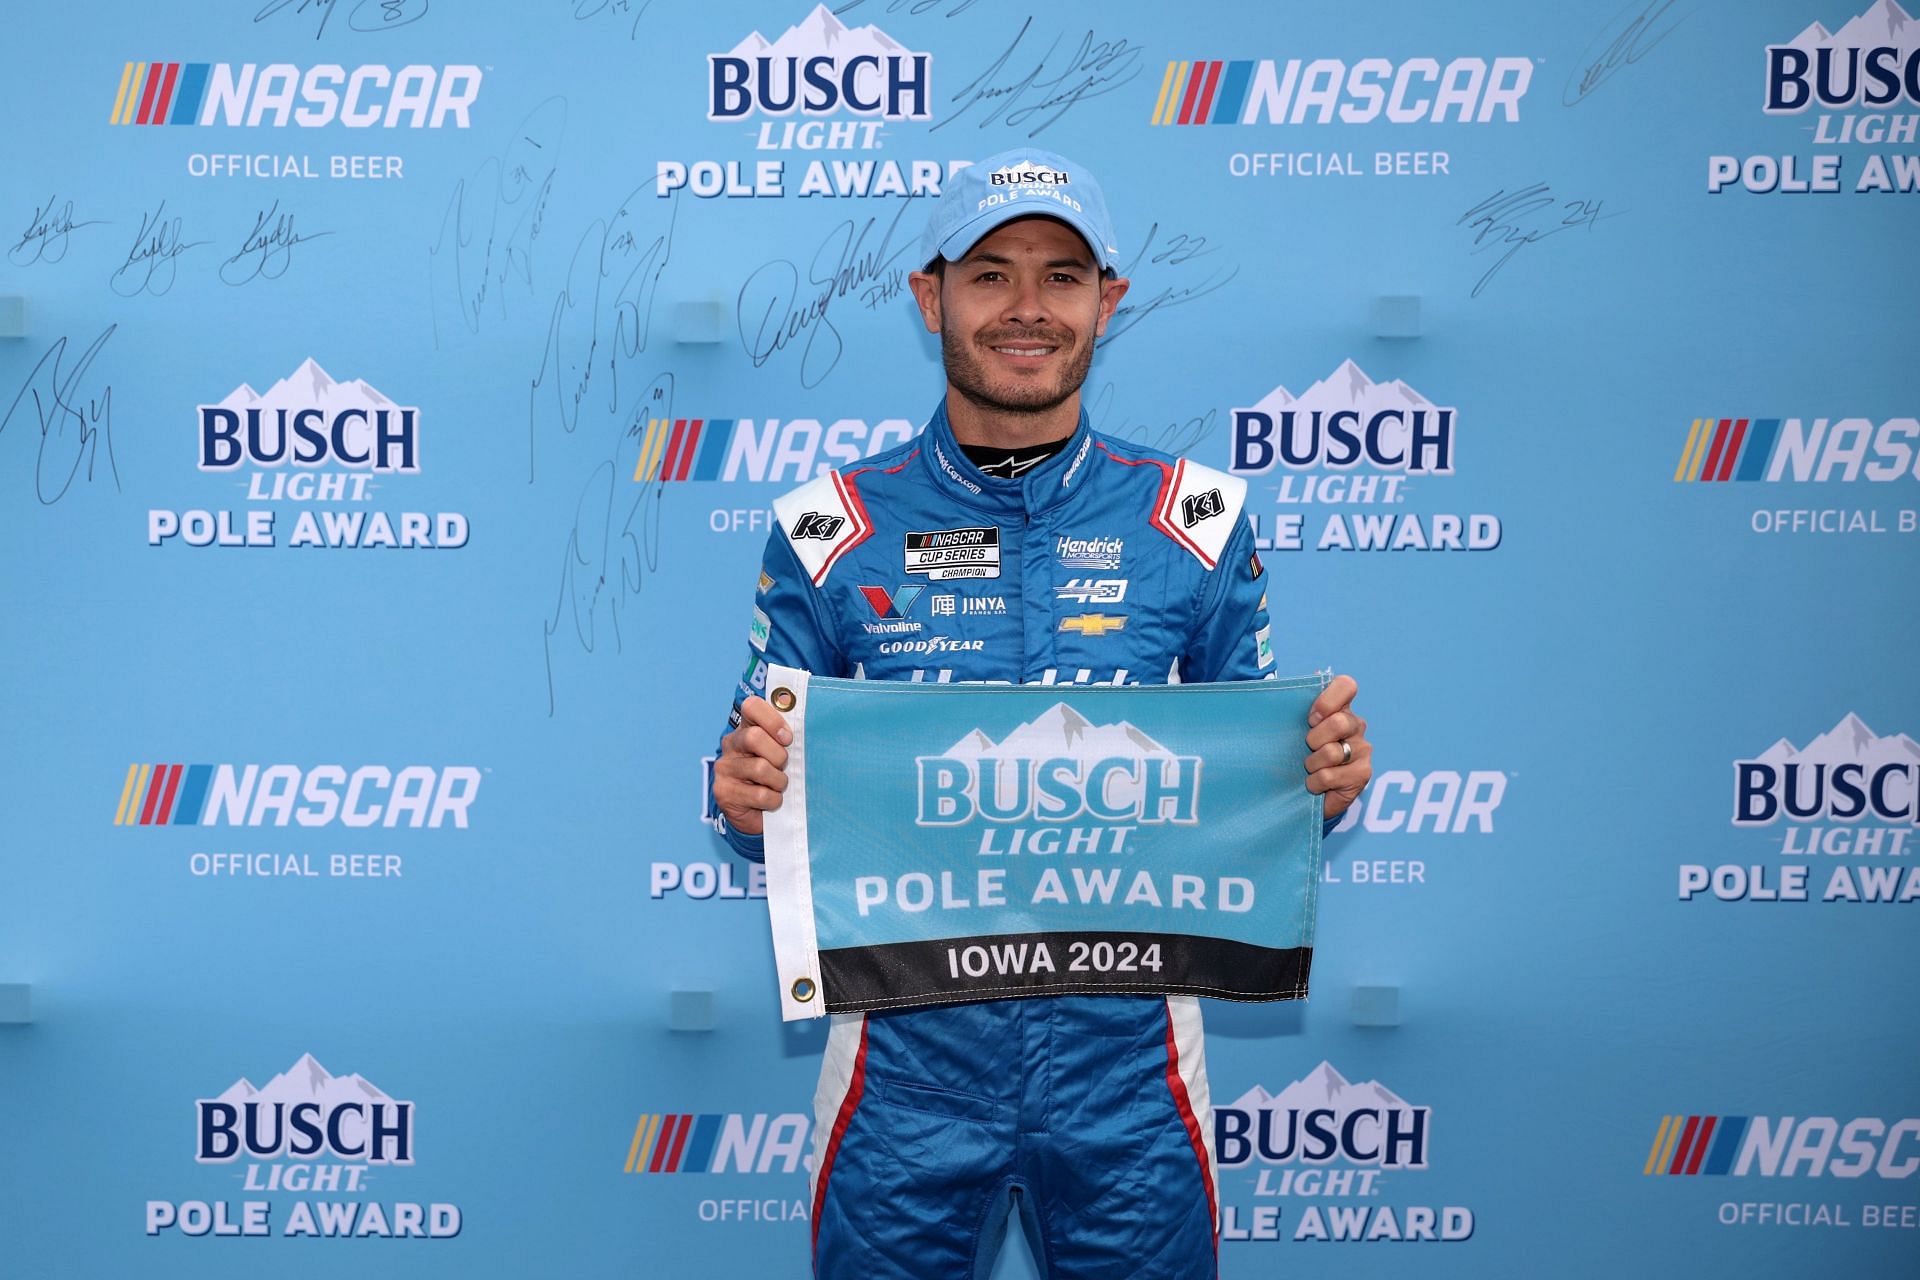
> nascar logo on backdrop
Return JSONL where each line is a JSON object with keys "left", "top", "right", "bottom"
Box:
{"left": 1671, "top": 414, "right": 1919, "bottom": 536}
{"left": 110, "top": 61, "right": 478, "bottom": 180}
{"left": 114, "top": 759, "right": 481, "bottom": 882}
{"left": 1152, "top": 50, "right": 1534, "bottom": 180}
{"left": 1213, "top": 1062, "right": 1473, "bottom": 1243}
{"left": 620, "top": 1110, "right": 810, "bottom": 1225}
{"left": 1679, "top": 714, "right": 1920, "bottom": 905}
{"left": 658, "top": 4, "right": 965, "bottom": 199}
{"left": 150, "top": 360, "right": 468, "bottom": 551}
{"left": 1643, "top": 1109, "right": 1920, "bottom": 1230}
{"left": 144, "top": 1054, "right": 459, "bottom": 1241}
{"left": 1323, "top": 767, "right": 1510, "bottom": 889}
{"left": 1711, "top": 1, "right": 1920, "bottom": 194}
{"left": 1229, "top": 360, "right": 1499, "bottom": 553}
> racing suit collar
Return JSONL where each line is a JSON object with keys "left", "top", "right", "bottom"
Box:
{"left": 920, "top": 399, "right": 1096, "bottom": 517}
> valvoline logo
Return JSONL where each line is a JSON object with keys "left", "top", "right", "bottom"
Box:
{"left": 708, "top": 6, "right": 931, "bottom": 121}
{"left": 111, "top": 62, "right": 481, "bottom": 128}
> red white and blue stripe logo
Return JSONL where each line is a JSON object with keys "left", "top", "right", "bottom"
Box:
{"left": 1644, "top": 1115, "right": 1750, "bottom": 1175}
{"left": 111, "top": 62, "right": 212, "bottom": 126}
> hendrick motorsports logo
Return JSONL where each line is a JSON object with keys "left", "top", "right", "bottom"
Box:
{"left": 1680, "top": 714, "right": 1920, "bottom": 905}
{"left": 1229, "top": 360, "right": 1498, "bottom": 553}
{"left": 1645, "top": 1109, "right": 1920, "bottom": 1229}
{"left": 1711, "top": 1, "right": 1920, "bottom": 194}
{"left": 1214, "top": 1062, "right": 1472, "bottom": 1243}
{"left": 145, "top": 1054, "right": 459, "bottom": 1240}
{"left": 1672, "top": 414, "right": 1919, "bottom": 536}
{"left": 150, "top": 360, "right": 468, "bottom": 551}
{"left": 660, "top": 6, "right": 962, "bottom": 199}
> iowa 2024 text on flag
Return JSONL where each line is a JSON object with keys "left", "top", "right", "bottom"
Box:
{"left": 761, "top": 667, "right": 1326, "bottom": 1020}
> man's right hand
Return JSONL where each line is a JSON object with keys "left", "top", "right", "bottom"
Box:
{"left": 713, "top": 695, "right": 792, "bottom": 837}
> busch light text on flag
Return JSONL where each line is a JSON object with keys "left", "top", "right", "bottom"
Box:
{"left": 760, "top": 666, "right": 1327, "bottom": 1021}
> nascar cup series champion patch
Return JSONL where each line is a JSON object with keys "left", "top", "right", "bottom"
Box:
{"left": 761, "top": 666, "right": 1327, "bottom": 1020}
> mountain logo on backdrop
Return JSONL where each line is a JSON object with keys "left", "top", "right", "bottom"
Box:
{"left": 1211, "top": 1062, "right": 1472, "bottom": 1244}
{"left": 149, "top": 360, "right": 468, "bottom": 551}
{"left": 1670, "top": 415, "right": 1919, "bottom": 537}
{"left": 1678, "top": 714, "right": 1920, "bottom": 905}
{"left": 708, "top": 6, "right": 930, "bottom": 122}
{"left": 1711, "top": 1, "right": 1920, "bottom": 193}
{"left": 665, "top": 6, "right": 963, "bottom": 199}
{"left": 1227, "top": 361, "right": 1498, "bottom": 554}
{"left": 145, "top": 1054, "right": 460, "bottom": 1241}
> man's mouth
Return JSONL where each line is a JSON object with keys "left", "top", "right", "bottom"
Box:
{"left": 988, "top": 341, "right": 1060, "bottom": 359}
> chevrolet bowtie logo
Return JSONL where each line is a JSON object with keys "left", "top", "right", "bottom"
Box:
{"left": 1059, "top": 614, "right": 1127, "bottom": 637}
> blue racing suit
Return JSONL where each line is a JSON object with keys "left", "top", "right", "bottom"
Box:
{"left": 715, "top": 401, "right": 1295, "bottom": 1279}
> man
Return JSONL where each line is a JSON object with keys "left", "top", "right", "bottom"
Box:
{"left": 711, "top": 148, "right": 1372, "bottom": 1279}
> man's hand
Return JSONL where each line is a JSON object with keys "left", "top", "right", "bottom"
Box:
{"left": 1305, "top": 675, "right": 1371, "bottom": 821}
{"left": 714, "top": 695, "right": 793, "bottom": 837}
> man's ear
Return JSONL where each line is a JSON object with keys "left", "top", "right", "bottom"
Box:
{"left": 1094, "top": 275, "right": 1131, "bottom": 338}
{"left": 908, "top": 270, "right": 944, "bottom": 335}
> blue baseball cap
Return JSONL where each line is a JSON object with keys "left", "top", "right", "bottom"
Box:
{"left": 920, "top": 148, "right": 1122, "bottom": 273}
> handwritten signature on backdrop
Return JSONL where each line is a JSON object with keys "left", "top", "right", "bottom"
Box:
{"left": 1, "top": 327, "right": 118, "bottom": 506}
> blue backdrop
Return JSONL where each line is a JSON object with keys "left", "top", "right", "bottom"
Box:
{"left": 2, "top": 1, "right": 1915, "bottom": 1276}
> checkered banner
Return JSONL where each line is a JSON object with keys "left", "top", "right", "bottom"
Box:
{"left": 761, "top": 667, "right": 1326, "bottom": 1020}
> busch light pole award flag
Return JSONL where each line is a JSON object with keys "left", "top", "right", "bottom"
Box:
{"left": 761, "top": 666, "right": 1327, "bottom": 1021}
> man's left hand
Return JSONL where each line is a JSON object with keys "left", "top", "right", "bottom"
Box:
{"left": 1304, "top": 675, "right": 1371, "bottom": 820}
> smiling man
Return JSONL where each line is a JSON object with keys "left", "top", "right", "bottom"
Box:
{"left": 711, "top": 148, "right": 1373, "bottom": 1279}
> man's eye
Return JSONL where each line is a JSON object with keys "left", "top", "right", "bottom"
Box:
{"left": 976, "top": 271, "right": 1006, "bottom": 283}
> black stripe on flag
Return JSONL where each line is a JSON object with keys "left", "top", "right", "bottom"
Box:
{"left": 817, "top": 931, "right": 1311, "bottom": 1013}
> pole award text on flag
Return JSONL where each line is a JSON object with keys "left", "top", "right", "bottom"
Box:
{"left": 761, "top": 666, "right": 1326, "bottom": 1020}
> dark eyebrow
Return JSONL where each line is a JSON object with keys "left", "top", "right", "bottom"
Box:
{"left": 958, "top": 251, "right": 1094, "bottom": 271}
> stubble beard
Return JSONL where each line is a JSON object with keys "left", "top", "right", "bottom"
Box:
{"left": 941, "top": 326, "right": 1095, "bottom": 419}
